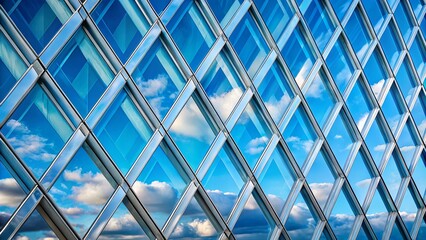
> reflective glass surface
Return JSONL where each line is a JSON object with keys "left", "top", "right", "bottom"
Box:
{"left": 345, "top": 8, "right": 372, "bottom": 61}
{"left": 253, "top": 0, "right": 293, "bottom": 40}
{"left": 304, "top": 0, "right": 335, "bottom": 52}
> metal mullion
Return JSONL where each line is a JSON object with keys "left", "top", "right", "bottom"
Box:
{"left": 195, "top": 131, "right": 227, "bottom": 179}
{"left": 224, "top": 180, "right": 255, "bottom": 230}
{"left": 280, "top": 179, "right": 304, "bottom": 224}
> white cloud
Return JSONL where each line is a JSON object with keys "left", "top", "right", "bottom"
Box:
{"left": 14, "top": 236, "right": 30, "bottom": 240}
{"left": 309, "top": 183, "right": 333, "bottom": 207}
{"left": 61, "top": 207, "right": 84, "bottom": 216}
{"left": 366, "top": 212, "right": 388, "bottom": 231}
{"left": 295, "top": 60, "right": 313, "bottom": 87}
{"left": 371, "top": 79, "right": 385, "bottom": 98}
{"left": 5, "top": 119, "right": 29, "bottom": 133}
{"left": 286, "top": 136, "right": 314, "bottom": 153}
{"left": 334, "top": 134, "right": 342, "bottom": 139}
{"left": 400, "top": 145, "right": 416, "bottom": 152}
{"left": 136, "top": 74, "right": 168, "bottom": 97}
{"left": 104, "top": 213, "right": 139, "bottom": 232}
{"left": 302, "top": 140, "right": 314, "bottom": 153}
{"left": 246, "top": 136, "right": 269, "bottom": 155}
{"left": 356, "top": 43, "right": 369, "bottom": 62}
{"left": 399, "top": 211, "right": 416, "bottom": 222}
{"left": 132, "top": 181, "right": 178, "bottom": 212}
{"left": 170, "top": 98, "right": 215, "bottom": 142}
{"left": 286, "top": 136, "right": 300, "bottom": 143}
{"left": 187, "top": 218, "right": 216, "bottom": 237}
{"left": 373, "top": 144, "right": 387, "bottom": 152}
{"left": 64, "top": 168, "right": 113, "bottom": 205}
{"left": 265, "top": 93, "right": 291, "bottom": 122}
{"left": 243, "top": 195, "right": 259, "bottom": 210}
{"left": 209, "top": 88, "right": 243, "bottom": 120}
{"left": 355, "top": 178, "right": 372, "bottom": 189}
{"left": 0, "top": 178, "right": 26, "bottom": 207}
{"left": 357, "top": 113, "right": 369, "bottom": 130}
{"left": 266, "top": 194, "right": 286, "bottom": 212}
{"left": 306, "top": 76, "right": 325, "bottom": 99}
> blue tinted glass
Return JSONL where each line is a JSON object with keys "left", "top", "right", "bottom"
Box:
{"left": 361, "top": 0, "right": 387, "bottom": 33}
{"left": 347, "top": 79, "right": 373, "bottom": 131}
{"left": 382, "top": 152, "right": 404, "bottom": 200}
{"left": 253, "top": 0, "right": 293, "bottom": 40}
{"left": 0, "top": 30, "right": 27, "bottom": 102}
{"left": 167, "top": 1, "right": 215, "bottom": 70}
{"left": 229, "top": 13, "right": 270, "bottom": 77}
{"left": 329, "top": 189, "right": 356, "bottom": 239}
{"left": 1, "top": 0, "right": 71, "bottom": 53}
{"left": 326, "top": 37, "right": 355, "bottom": 93}
{"left": 149, "top": 0, "right": 170, "bottom": 14}
{"left": 132, "top": 39, "right": 186, "bottom": 119}
{"left": 409, "top": 35, "right": 426, "bottom": 79}
{"left": 283, "top": 106, "right": 317, "bottom": 167}
{"left": 305, "top": 71, "right": 336, "bottom": 128}
{"left": 49, "top": 29, "right": 114, "bottom": 117}
{"left": 282, "top": 26, "right": 315, "bottom": 87}
{"left": 348, "top": 151, "right": 373, "bottom": 204}
{"left": 396, "top": 58, "right": 417, "bottom": 104}
{"left": 92, "top": 0, "right": 150, "bottom": 63}
{"left": 169, "top": 96, "right": 216, "bottom": 170}
{"left": 201, "top": 49, "right": 245, "bottom": 120}
{"left": 257, "top": 61, "right": 294, "bottom": 123}
{"left": 366, "top": 188, "right": 389, "bottom": 239}
{"left": 285, "top": 189, "right": 318, "bottom": 239}
{"left": 207, "top": 0, "right": 242, "bottom": 26}
{"left": 382, "top": 85, "right": 405, "bottom": 134}
{"left": 304, "top": 0, "right": 335, "bottom": 52}
{"left": 395, "top": 1, "right": 415, "bottom": 43}
{"left": 345, "top": 9, "right": 372, "bottom": 61}
{"left": 0, "top": 85, "right": 73, "bottom": 179}
{"left": 364, "top": 49, "right": 389, "bottom": 99}
{"left": 94, "top": 91, "right": 153, "bottom": 174}
{"left": 231, "top": 100, "right": 272, "bottom": 168}
{"left": 409, "top": 0, "right": 423, "bottom": 20}
{"left": 398, "top": 122, "right": 419, "bottom": 166}
{"left": 329, "top": 0, "right": 351, "bottom": 21}
{"left": 380, "top": 23, "right": 403, "bottom": 70}
{"left": 326, "top": 113, "right": 355, "bottom": 168}
{"left": 411, "top": 93, "right": 426, "bottom": 137}
{"left": 364, "top": 118, "right": 390, "bottom": 166}
{"left": 13, "top": 209, "right": 58, "bottom": 239}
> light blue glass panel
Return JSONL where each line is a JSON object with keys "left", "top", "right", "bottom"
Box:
{"left": 201, "top": 49, "right": 245, "bottom": 121}
{"left": 167, "top": 1, "right": 215, "bottom": 70}
{"left": 326, "top": 37, "right": 355, "bottom": 93}
{"left": 94, "top": 91, "right": 153, "bottom": 174}
{"left": 283, "top": 106, "right": 318, "bottom": 168}
{"left": 327, "top": 113, "right": 355, "bottom": 167}
{"left": 306, "top": 150, "right": 336, "bottom": 209}
{"left": 346, "top": 79, "right": 373, "bottom": 131}
{"left": 409, "top": 35, "right": 426, "bottom": 79}
{"left": 229, "top": 13, "right": 270, "bottom": 78}
{"left": 412, "top": 151, "right": 426, "bottom": 198}
{"left": 49, "top": 29, "right": 114, "bottom": 117}
{"left": 345, "top": 9, "right": 372, "bottom": 61}
{"left": 285, "top": 189, "right": 318, "bottom": 239}
{"left": 231, "top": 100, "right": 272, "bottom": 169}
{"left": 364, "top": 118, "right": 390, "bottom": 166}
{"left": 381, "top": 85, "right": 405, "bottom": 134}
{"left": 202, "top": 143, "right": 246, "bottom": 220}
{"left": 305, "top": 71, "right": 336, "bottom": 128}
{"left": 1, "top": 85, "right": 73, "bottom": 179}
{"left": 2, "top": 0, "right": 71, "bottom": 53}
{"left": 49, "top": 147, "right": 115, "bottom": 237}
{"left": 92, "top": 0, "right": 150, "bottom": 63}
{"left": 12, "top": 209, "right": 58, "bottom": 239}
{"left": 258, "top": 146, "right": 295, "bottom": 214}
{"left": 361, "top": 0, "right": 387, "bottom": 34}
{"left": 366, "top": 188, "right": 390, "bottom": 239}
{"left": 329, "top": 189, "right": 356, "bottom": 239}
{"left": 253, "top": 0, "right": 293, "bottom": 40}
{"left": 347, "top": 151, "right": 373, "bottom": 205}
{"left": 397, "top": 122, "right": 419, "bottom": 166}
{"left": 133, "top": 143, "right": 189, "bottom": 227}
{"left": 382, "top": 152, "right": 404, "bottom": 200}
{"left": 132, "top": 39, "right": 186, "bottom": 120}
{"left": 304, "top": 0, "right": 335, "bottom": 52}
{"left": 233, "top": 194, "right": 273, "bottom": 239}
{"left": 380, "top": 23, "right": 403, "bottom": 70}
{"left": 0, "top": 156, "right": 28, "bottom": 231}
{"left": 257, "top": 61, "right": 294, "bottom": 124}
{"left": 409, "top": 0, "right": 424, "bottom": 20}
{"left": 396, "top": 57, "right": 417, "bottom": 104}
{"left": 329, "top": 0, "right": 351, "bottom": 21}
{"left": 0, "top": 30, "right": 27, "bottom": 102}
{"left": 411, "top": 93, "right": 426, "bottom": 137}
{"left": 149, "top": 0, "right": 170, "bottom": 14}
{"left": 364, "top": 49, "right": 389, "bottom": 99}
{"left": 399, "top": 187, "right": 419, "bottom": 232}
{"left": 395, "top": 1, "right": 415, "bottom": 43}
{"left": 169, "top": 96, "right": 216, "bottom": 171}
{"left": 99, "top": 203, "right": 149, "bottom": 239}
{"left": 206, "top": 0, "right": 242, "bottom": 26}
{"left": 282, "top": 26, "right": 316, "bottom": 87}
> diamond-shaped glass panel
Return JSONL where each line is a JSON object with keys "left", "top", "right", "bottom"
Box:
{"left": 253, "top": 0, "right": 293, "bottom": 41}
{"left": 382, "top": 84, "right": 405, "bottom": 134}
{"left": 329, "top": 188, "right": 356, "bottom": 239}
{"left": 327, "top": 112, "right": 356, "bottom": 168}
{"left": 13, "top": 208, "right": 58, "bottom": 240}
{"left": 347, "top": 151, "right": 374, "bottom": 205}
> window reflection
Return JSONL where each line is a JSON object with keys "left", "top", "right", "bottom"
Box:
{"left": 397, "top": 121, "right": 420, "bottom": 167}
{"left": 399, "top": 186, "right": 420, "bottom": 232}
{"left": 380, "top": 22, "right": 403, "bottom": 70}
{"left": 382, "top": 84, "right": 405, "bottom": 134}
{"left": 329, "top": 0, "right": 351, "bottom": 20}
{"left": 304, "top": 0, "right": 335, "bottom": 52}
{"left": 409, "top": 35, "right": 426, "bottom": 79}
{"left": 396, "top": 57, "right": 417, "bottom": 105}
{"left": 364, "top": 118, "right": 390, "bottom": 166}
{"left": 12, "top": 210, "right": 58, "bottom": 239}
{"left": 347, "top": 151, "right": 373, "bottom": 205}
{"left": 382, "top": 152, "right": 404, "bottom": 200}
{"left": 346, "top": 79, "right": 373, "bottom": 131}
{"left": 253, "top": 0, "right": 293, "bottom": 40}
{"left": 326, "top": 112, "right": 355, "bottom": 168}
{"left": 364, "top": 49, "right": 390, "bottom": 99}
{"left": 366, "top": 188, "right": 390, "bottom": 239}
{"left": 329, "top": 188, "right": 356, "bottom": 239}
{"left": 285, "top": 189, "right": 318, "bottom": 239}
{"left": 361, "top": 0, "right": 387, "bottom": 34}
{"left": 1, "top": 85, "right": 73, "bottom": 179}
{"left": 345, "top": 8, "right": 372, "bottom": 61}
{"left": 411, "top": 92, "right": 426, "bottom": 138}
{"left": 206, "top": 0, "right": 242, "bottom": 26}
{"left": 326, "top": 37, "right": 355, "bottom": 93}
{"left": 395, "top": 1, "right": 414, "bottom": 43}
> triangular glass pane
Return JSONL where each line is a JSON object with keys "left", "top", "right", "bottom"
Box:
{"left": 399, "top": 186, "right": 419, "bottom": 233}
{"left": 329, "top": 188, "right": 356, "bottom": 239}
{"left": 283, "top": 106, "right": 318, "bottom": 168}
{"left": 306, "top": 150, "right": 336, "bottom": 209}
{"left": 133, "top": 142, "right": 189, "bottom": 227}
{"left": 170, "top": 197, "right": 219, "bottom": 239}
{"left": 94, "top": 90, "right": 153, "bottom": 174}
{"left": 169, "top": 95, "right": 217, "bottom": 171}
{"left": 202, "top": 144, "right": 246, "bottom": 220}
{"left": 233, "top": 193, "right": 273, "bottom": 239}
{"left": 0, "top": 85, "right": 73, "bottom": 179}
{"left": 366, "top": 188, "right": 390, "bottom": 239}
{"left": 258, "top": 146, "right": 295, "bottom": 214}
{"left": 231, "top": 99, "right": 272, "bottom": 169}
{"left": 131, "top": 38, "right": 186, "bottom": 120}
{"left": 0, "top": 156, "right": 28, "bottom": 231}
{"left": 382, "top": 152, "right": 404, "bottom": 200}
{"left": 347, "top": 151, "right": 374, "bottom": 205}
{"left": 285, "top": 189, "right": 319, "bottom": 239}
{"left": 12, "top": 209, "right": 58, "bottom": 240}
{"left": 99, "top": 203, "right": 149, "bottom": 239}
{"left": 49, "top": 146, "right": 115, "bottom": 237}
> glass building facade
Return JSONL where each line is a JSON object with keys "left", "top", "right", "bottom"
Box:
{"left": 0, "top": 0, "right": 425, "bottom": 239}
